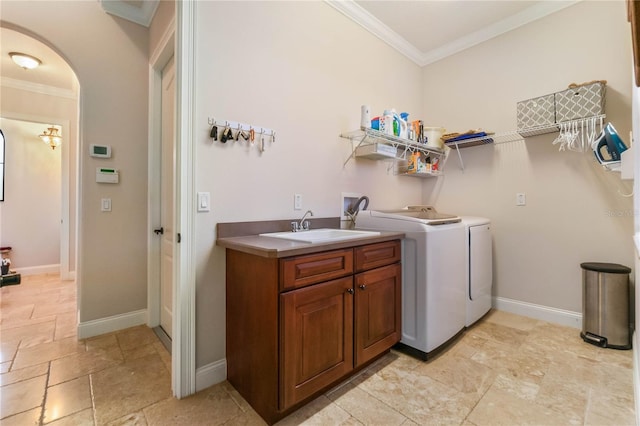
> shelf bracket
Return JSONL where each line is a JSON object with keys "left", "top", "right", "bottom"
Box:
{"left": 453, "top": 143, "right": 465, "bottom": 172}
{"left": 342, "top": 133, "right": 368, "bottom": 167}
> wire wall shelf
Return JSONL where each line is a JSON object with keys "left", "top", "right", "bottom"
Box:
{"left": 341, "top": 114, "right": 607, "bottom": 173}
{"left": 340, "top": 127, "right": 445, "bottom": 168}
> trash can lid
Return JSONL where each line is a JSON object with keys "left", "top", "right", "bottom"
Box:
{"left": 580, "top": 262, "right": 631, "bottom": 274}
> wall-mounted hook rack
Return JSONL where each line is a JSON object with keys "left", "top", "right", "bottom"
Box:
{"left": 208, "top": 117, "right": 276, "bottom": 153}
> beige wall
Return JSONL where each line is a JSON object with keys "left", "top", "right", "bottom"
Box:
{"left": 2, "top": 0, "right": 635, "bottom": 377}
{"left": 0, "top": 118, "right": 61, "bottom": 268}
{"left": 632, "top": 28, "right": 640, "bottom": 418}
{"left": 422, "top": 1, "right": 633, "bottom": 313}
{"left": 0, "top": 84, "right": 78, "bottom": 273}
{"left": 149, "top": 0, "right": 174, "bottom": 54}
{"left": 2, "top": 1, "right": 150, "bottom": 321}
{"left": 194, "top": 1, "right": 425, "bottom": 366}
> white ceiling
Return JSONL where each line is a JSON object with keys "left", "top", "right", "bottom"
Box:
{"left": 329, "top": 0, "right": 581, "bottom": 66}
{"left": 1, "top": 0, "right": 581, "bottom": 92}
{"left": 1, "top": 28, "right": 78, "bottom": 95}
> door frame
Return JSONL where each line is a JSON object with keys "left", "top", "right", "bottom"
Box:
{"left": 174, "top": 0, "right": 197, "bottom": 398}
{"left": 148, "top": 8, "right": 197, "bottom": 398}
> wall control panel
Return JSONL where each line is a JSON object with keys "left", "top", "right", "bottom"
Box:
{"left": 96, "top": 167, "right": 119, "bottom": 184}
{"left": 90, "top": 144, "right": 112, "bottom": 158}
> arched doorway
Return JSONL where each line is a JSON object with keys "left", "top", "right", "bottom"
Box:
{"left": 0, "top": 27, "right": 79, "bottom": 283}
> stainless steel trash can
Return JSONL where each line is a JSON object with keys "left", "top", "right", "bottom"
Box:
{"left": 580, "top": 262, "right": 632, "bottom": 349}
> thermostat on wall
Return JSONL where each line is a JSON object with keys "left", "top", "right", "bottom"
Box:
{"left": 96, "top": 167, "right": 119, "bottom": 184}
{"left": 90, "top": 144, "right": 111, "bottom": 158}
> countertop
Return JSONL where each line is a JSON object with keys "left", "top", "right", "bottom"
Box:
{"left": 216, "top": 218, "right": 403, "bottom": 258}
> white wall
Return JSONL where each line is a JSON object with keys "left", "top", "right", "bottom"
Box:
{"left": 194, "top": 1, "right": 426, "bottom": 366}
{"left": 0, "top": 118, "right": 61, "bottom": 269}
{"left": 2, "top": 1, "right": 150, "bottom": 322}
{"left": 422, "top": 1, "right": 633, "bottom": 315}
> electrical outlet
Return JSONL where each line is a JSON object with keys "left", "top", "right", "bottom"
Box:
{"left": 516, "top": 193, "right": 526, "bottom": 206}
{"left": 294, "top": 194, "right": 302, "bottom": 210}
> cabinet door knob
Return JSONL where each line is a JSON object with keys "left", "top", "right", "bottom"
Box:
{"left": 346, "top": 288, "right": 354, "bottom": 294}
{"left": 359, "top": 284, "right": 366, "bottom": 290}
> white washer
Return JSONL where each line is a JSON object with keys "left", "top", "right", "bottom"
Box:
{"left": 356, "top": 206, "right": 466, "bottom": 359}
{"left": 461, "top": 217, "right": 493, "bottom": 327}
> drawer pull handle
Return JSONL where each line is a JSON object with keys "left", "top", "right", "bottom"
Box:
{"left": 346, "top": 288, "right": 354, "bottom": 294}
{"left": 359, "top": 284, "right": 366, "bottom": 290}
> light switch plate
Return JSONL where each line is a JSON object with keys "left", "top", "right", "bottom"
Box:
{"left": 197, "top": 192, "right": 210, "bottom": 212}
{"left": 516, "top": 193, "right": 526, "bottom": 206}
{"left": 101, "top": 198, "right": 112, "bottom": 212}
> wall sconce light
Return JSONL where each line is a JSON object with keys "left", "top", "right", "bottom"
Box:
{"left": 40, "top": 126, "right": 62, "bottom": 150}
{"left": 9, "top": 52, "right": 41, "bottom": 70}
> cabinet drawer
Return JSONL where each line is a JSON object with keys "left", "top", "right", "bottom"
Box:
{"left": 280, "top": 249, "right": 354, "bottom": 290}
{"left": 355, "top": 240, "right": 401, "bottom": 272}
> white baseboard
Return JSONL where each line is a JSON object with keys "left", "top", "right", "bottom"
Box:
{"left": 61, "top": 270, "right": 76, "bottom": 281}
{"left": 14, "top": 264, "right": 60, "bottom": 276}
{"left": 78, "top": 309, "right": 147, "bottom": 339}
{"left": 493, "top": 296, "right": 582, "bottom": 329}
{"left": 195, "top": 358, "right": 227, "bottom": 392}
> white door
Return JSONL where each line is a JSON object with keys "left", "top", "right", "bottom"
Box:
{"left": 160, "top": 56, "right": 176, "bottom": 338}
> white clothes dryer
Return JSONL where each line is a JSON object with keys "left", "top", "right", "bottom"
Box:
{"left": 356, "top": 206, "right": 466, "bottom": 359}
{"left": 460, "top": 217, "right": 493, "bottom": 327}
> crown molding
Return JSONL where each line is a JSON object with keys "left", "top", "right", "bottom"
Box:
{"left": 421, "top": 1, "right": 581, "bottom": 66}
{"left": 1, "top": 77, "right": 77, "bottom": 100}
{"left": 325, "top": 0, "right": 582, "bottom": 67}
{"left": 100, "top": 0, "right": 159, "bottom": 27}
{"left": 324, "top": 0, "right": 425, "bottom": 65}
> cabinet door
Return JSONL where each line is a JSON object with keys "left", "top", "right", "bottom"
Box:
{"left": 354, "top": 263, "right": 401, "bottom": 367}
{"left": 280, "top": 276, "right": 354, "bottom": 409}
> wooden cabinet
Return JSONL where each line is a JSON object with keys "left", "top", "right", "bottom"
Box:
{"left": 226, "top": 239, "right": 401, "bottom": 424}
{"left": 280, "top": 276, "right": 354, "bottom": 409}
{"left": 355, "top": 263, "right": 402, "bottom": 366}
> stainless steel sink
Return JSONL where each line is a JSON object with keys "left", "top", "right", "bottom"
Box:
{"left": 258, "top": 228, "right": 380, "bottom": 243}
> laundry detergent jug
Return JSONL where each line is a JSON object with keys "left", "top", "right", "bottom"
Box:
{"left": 593, "top": 122, "right": 628, "bottom": 164}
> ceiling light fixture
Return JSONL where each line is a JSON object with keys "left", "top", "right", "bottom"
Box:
{"left": 40, "top": 126, "right": 62, "bottom": 150}
{"left": 9, "top": 52, "right": 41, "bottom": 70}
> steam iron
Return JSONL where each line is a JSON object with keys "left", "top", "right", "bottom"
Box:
{"left": 593, "top": 122, "right": 628, "bottom": 164}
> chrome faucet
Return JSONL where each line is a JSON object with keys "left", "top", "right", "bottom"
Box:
{"left": 292, "top": 210, "right": 313, "bottom": 232}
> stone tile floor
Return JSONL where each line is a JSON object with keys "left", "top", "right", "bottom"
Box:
{"left": 0, "top": 273, "right": 635, "bottom": 425}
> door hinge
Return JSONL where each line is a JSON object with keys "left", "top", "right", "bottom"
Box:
{"left": 177, "top": 233, "right": 181, "bottom": 243}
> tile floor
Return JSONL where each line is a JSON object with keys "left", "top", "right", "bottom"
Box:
{"left": 1, "top": 273, "right": 636, "bottom": 425}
